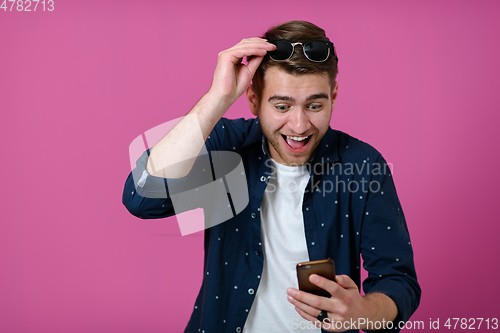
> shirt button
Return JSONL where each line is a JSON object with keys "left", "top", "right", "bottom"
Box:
{"left": 260, "top": 176, "right": 266, "bottom": 182}
{"left": 255, "top": 250, "right": 260, "bottom": 256}
{"left": 251, "top": 213, "right": 257, "bottom": 219}
{"left": 236, "top": 327, "right": 242, "bottom": 332}
{"left": 248, "top": 288, "right": 255, "bottom": 295}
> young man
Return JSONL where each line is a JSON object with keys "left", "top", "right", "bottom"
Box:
{"left": 123, "top": 21, "right": 420, "bottom": 332}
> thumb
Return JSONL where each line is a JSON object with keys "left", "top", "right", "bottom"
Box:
{"left": 245, "top": 55, "right": 265, "bottom": 78}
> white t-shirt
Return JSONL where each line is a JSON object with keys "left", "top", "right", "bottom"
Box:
{"left": 243, "top": 159, "right": 321, "bottom": 332}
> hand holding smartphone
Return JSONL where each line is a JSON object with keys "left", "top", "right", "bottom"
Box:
{"left": 296, "top": 259, "right": 336, "bottom": 298}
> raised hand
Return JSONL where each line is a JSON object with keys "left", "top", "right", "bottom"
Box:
{"left": 209, "top": 37, "right": 276, "bottom": 104}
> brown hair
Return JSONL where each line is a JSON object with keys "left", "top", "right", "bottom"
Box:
{"left": 252, "top": 20, "right": 339, "bottom": 101}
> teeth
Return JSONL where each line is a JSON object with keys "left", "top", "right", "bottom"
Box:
{"left": 286, "top": 135, "right": 310, "bottom": 141}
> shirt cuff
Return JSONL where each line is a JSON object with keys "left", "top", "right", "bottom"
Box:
{"left": 137, "top": 169, "right": 149, "bottom": 188}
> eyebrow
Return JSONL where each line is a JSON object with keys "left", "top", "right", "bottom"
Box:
{"left": 268, "top": 95, "right": 294, "bottom": 102}
{"left": 306, "top": 93, "right": 329, "bottom": 101}
{"left": 267, "top": 93, "right": 329, "bottom": 103}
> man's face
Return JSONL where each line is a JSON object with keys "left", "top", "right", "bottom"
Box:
{"left": 248, "top": 66, "right": 338, "bottom": 166}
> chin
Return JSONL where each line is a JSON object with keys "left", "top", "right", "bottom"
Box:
{"left": 276, "top": 148, "right": 314, "bottom": 166}
{"left": 282, "top": 155, "right": 309, "bottom": 166}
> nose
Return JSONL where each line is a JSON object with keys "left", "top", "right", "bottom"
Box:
{"left": 288, "top": 108, "right": 310, "bottom": 134}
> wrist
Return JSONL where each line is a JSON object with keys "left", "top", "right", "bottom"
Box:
{"left": 202, "top": 90, "right": 234, "bottom": 115}
{"left": 358, "top": 293, "right": 398, "bottom": 330}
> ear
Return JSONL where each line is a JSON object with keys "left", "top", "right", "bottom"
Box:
{"left": 330, "top": 81, "right": 339, "bottom": 110}
{"left": 246, "top": 84, "right": 260, "bottom": 116}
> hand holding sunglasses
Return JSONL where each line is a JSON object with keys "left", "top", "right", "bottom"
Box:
{"left": 268, "top": 39, "right": 337, "bottom": 62}
{"left": 209, "top": 37, "right": 276, "bottom": 103}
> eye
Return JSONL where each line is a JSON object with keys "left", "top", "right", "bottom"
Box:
{"left": 275, "top": 104, "right": 290, "bottom": 112}
{"left": 308, "top": 103, "right": 323, "bottom": 111}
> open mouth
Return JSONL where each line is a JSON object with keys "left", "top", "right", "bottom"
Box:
{"left": 281, "top": 134, "right": 312, "bottom": 152}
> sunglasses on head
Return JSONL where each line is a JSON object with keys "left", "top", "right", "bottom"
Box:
{"left": 268, "top": 39, "right": 336, "bottom": 62}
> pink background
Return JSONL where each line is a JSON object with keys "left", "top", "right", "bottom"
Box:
{"left": 1, "top": 0, "right": 499, "bottom": 332}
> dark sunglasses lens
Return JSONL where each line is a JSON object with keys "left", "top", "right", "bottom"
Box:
{"left": 269, "top": 40, "right": 294, "bottom": 60}
{"left": 303, "top": 41, "right": 329, "bottom": 61}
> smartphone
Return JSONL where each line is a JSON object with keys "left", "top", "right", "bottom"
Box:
{"left": 296, "top": 259, "right": 336, "bottom": 298}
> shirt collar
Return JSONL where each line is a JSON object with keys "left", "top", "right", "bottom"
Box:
{"left": 241, "top": 117, "right": 264, "bottom": 148}
{"left": 241, "top": 118, "right": 340, "bottom": 165}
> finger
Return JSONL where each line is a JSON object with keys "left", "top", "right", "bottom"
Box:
{"left": 220, "top": 47, "right": 268, "bottom": 66}
{"left": 236, "top": 37, "right": 276, "bottom": 45}
{"left": 229, "top": 41, "right": 276, "bottom": 56}
{"left": 235, "top": 64, "right": 253, "bottom": 85}
{"left": 220, "top": 40, "right": 274, "bottom": 65}
{"left": 335, "top": 275, "right": 358, "bottom": 290}
{"left": 309, "top": 274, "right": 342, "bottom": 297}
{"left": 293, "top": 306, "right": 324, "bottom": 329}
{"left": 287, "top": 294, "right": 323, "bottom": 319}
{"left": 287, "top": 287, "right": 331, "bottom": 314}
{"left": 238, "top": 37, "right": 271, "bottom": 43}
{"left": 230, "top": 39, "right": 275, "bottom": 50}
{"left": 246, "top": 55, "right": 264, "bottom": 77}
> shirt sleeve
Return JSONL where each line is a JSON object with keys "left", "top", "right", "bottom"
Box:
{"left": 121, "top": 117, "right": 245, "bottom": 220}
{"left": 360, "top": 153, "right": 421, "bottom": 332}
{"left": 122, "top": 148, "right": 175, "bottom": 219}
